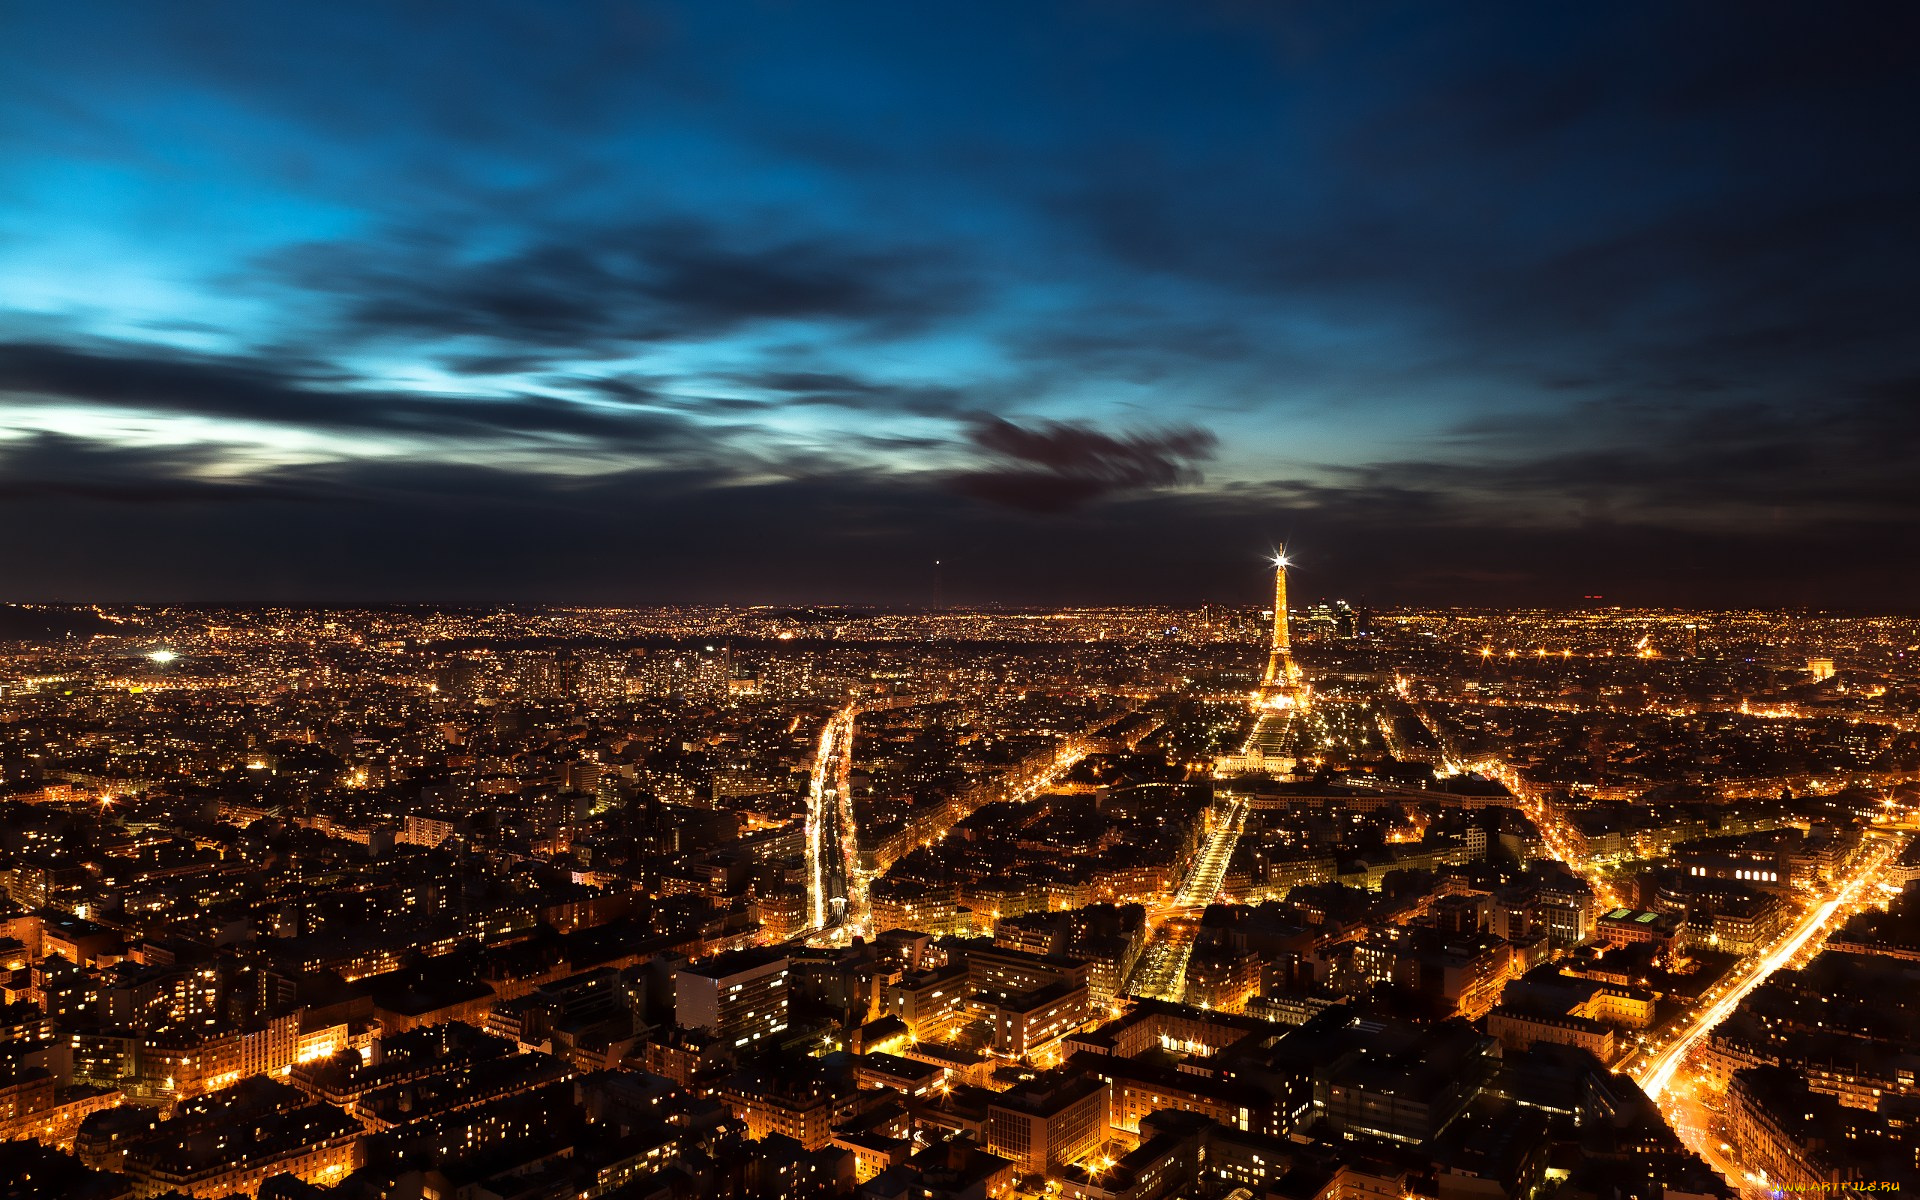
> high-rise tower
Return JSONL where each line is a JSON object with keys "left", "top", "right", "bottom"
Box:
{"left": 1257, "top": 549, "right": 1305, "bottom": 707}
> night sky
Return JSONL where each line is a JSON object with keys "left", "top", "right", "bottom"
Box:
{"left": 3, "top": 2, "right": 1917, "bottom": 608}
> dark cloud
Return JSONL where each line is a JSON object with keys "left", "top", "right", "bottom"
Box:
{"left": 1063, "top": 178, "right": 1920, "bottom": 411}
{"left": 441, "top": 351, "right": 568, "bottom": 378}
{"left": 729, "top": 370, "right": 971, "bottom": 417}
{"left": 4, "top": 3, "right": 1919, "bottom": 605}
{"left": 1008, "top": 317, "right": 1256, "bottom": 386}
{"left": 1046, "top": 3, "right": 1920, "bottom": 418}
{"left": 950, "top": 417, "right": 1217, "bottom": 512}
{"left": 3, "top": 430, "right": 1916, "bottom": 610}
{"left": 270, "top": 219, "right": 977, "bottom": 359}
{"left": 0, "top": 433, "right": 277, "bottom": 504}
{"left": 6, "top": 2, "right": 678, "bottom": 173}
{"left": 1383, "top": 384, "right": 1920, "bottom": 526}
{"left": 1647, "top": 2, "right": 1919, "bottom": 117}
{"left": 0, "top": 340, "right": 708, "bottom": 448}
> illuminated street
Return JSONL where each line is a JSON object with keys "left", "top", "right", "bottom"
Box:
{"left": 1448, "top": 692, "right": 1913, "bottom": 1196}
{"left": 1126, "top": 917, "right": 1200, "bottom": 1002}
{"left": 1128, "top": 795, "right": 1251, "bottom": 1001}
{"left": 1632, "top": 832, "right": 1906, "bottom": 1102}
{"left": 804, "top": 704, "right": 860, "bottom": 935}
{"left": 1176, "top": 796, "right": 1251, "bottom": 909}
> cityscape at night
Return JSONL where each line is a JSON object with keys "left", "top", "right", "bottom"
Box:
{"left": 3, "top": 584, "right": 1920, "bottom": 1199}
{"left": 5, "top": 3, "right": 1920, "bottom": 1200}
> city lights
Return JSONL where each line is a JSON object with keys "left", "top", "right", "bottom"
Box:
{"left": 0, "top": 591, "right": 1913, "bottom": 1197}
{"left": 1, "top": 1, "right": 1910, "bottom": 1194}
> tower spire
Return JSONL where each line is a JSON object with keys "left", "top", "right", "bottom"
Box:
{"left": 1270, "top": 547, "right": 1291, "bottom": 656}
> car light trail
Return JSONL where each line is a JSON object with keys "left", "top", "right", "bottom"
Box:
{"left": 804, "top": 703, "right": 859, "bottom": 934}
{"left": 1634, "top": 834, "right": 1904, "bottom": 1102}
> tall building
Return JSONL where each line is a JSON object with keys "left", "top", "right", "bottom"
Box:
{"left": 985, "top": 1071, "right": 1110, "bottom": 1174}
{"left": 675, "top": 948, "right": 790, "bottom": 1051}
{"left": 1256, "top": 548, "right": 1307, "bottom": 710}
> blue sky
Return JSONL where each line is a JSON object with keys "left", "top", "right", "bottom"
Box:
{"left": 2, "top": 1, "right": 1917, "bottom": 605}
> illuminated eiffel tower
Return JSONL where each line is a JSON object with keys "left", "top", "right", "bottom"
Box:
{"left": 1256, "top": 548, "right": 1307, "bottom": 709}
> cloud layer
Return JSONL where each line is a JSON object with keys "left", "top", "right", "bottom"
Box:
{"left": 1, "top": 2, "right": 1917, "bottom": 605}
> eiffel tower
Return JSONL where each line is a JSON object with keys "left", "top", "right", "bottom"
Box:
{"left": 1256, "top": 548, "right": 1307, "bottom": 709}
